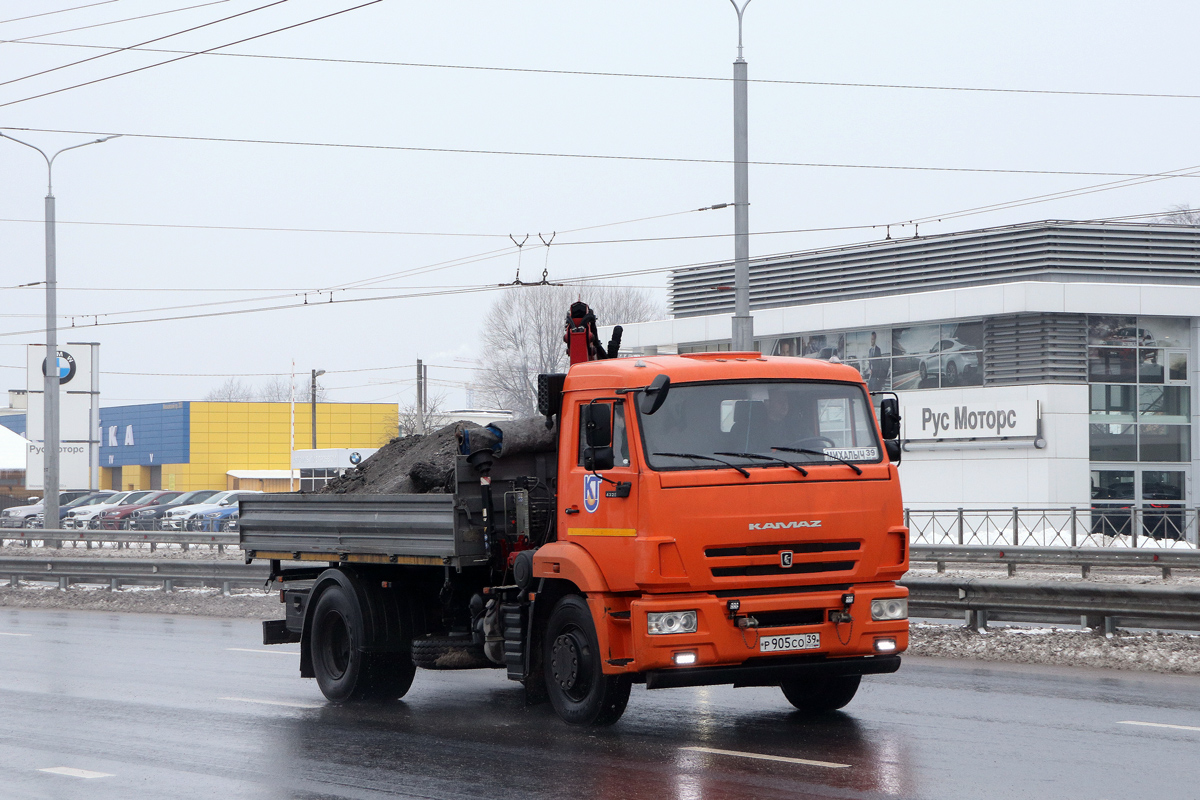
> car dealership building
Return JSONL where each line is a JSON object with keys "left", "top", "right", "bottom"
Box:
{"left": 611, "top": 221, "right": 1200, "bottom": 515}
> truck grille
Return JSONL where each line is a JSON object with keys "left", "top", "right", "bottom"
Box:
{"left": 706, "top": 541, "right": 860, "bottom": 580}
{"left": 705, "top": 541, "right": 860, "bottom": 558}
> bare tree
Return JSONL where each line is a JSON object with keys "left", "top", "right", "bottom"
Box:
{"left": 205, "top": 376, "right": 327, "bottom": 403}
{"left": 204, "top": 378, "right": 255, "bottom": 402}
{"left": 256, "top": 377, "right": 293, "bottom": 402}
{"left": 1154, "top": 203, "right": 1200, "bottom": 225}
{"left": 475, "top": 284, "right": 663, "bottom": 416}
{"left": 391, "top": 391, "right": 451, "bottom": 438}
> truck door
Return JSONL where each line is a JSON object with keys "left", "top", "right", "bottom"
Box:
{"left": 560, "top": 398, "right": 639, "bottom": 592}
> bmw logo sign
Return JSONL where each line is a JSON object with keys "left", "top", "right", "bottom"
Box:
{"left": 349, "top": 452, "right": 362, "bottom": 465}
{"left": 41, "top": 351, "right": 76, "bottom": 385}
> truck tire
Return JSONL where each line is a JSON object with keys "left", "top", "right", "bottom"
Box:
{"left": 310, "top": 583, "right": 415, "bottom": 702}
{"left": 410, "top": 634, "right": 492, "bottom": 670}
{"left": 780, "top": 675, "right": 861, "bottom": 713}
{"left": 543, "top": 595, "right": 631, "bottom": 726}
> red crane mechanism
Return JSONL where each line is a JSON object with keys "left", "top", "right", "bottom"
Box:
{"left": 564, "top": 301, "right": 623, "bottom": 365}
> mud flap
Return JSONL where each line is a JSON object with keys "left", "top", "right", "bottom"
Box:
{"left": 262, "top": 619, "right": 301, "bottom": 645}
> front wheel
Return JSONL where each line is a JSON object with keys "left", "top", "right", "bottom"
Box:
{"left": 543, "top": 595, "right": 631, "bottom": 725}
{"left": 781, "top": 674, "right": 861, "bottom": 713}
{"left": 310, "top": 583, "right": 415, "bottom": 703}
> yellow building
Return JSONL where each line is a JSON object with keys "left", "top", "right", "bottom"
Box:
{"left": 97, "top": 401, "right": 396, "bottom": 492}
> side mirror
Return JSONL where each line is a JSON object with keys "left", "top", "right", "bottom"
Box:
{"left": 640, "top": 374, "right": 671, "bottom": 415}
{"left": 582, "top": 403, "right": 612, "bottom": 448}
{"left": 885, "top": 439, "right": 902, "bottom": 465}
{"left": 879, "top": 398, "right": 901, "bottom": 440}
{"left": 584, "top": 446, "right": 615, "bottom": 471}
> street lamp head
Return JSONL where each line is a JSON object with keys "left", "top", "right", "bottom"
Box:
{"left": 314, "top": 369, "right": 326, "bottom": 378}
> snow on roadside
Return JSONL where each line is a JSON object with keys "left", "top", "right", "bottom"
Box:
{"left": 909, "top": 622, "right": 1200, "bottom": 675}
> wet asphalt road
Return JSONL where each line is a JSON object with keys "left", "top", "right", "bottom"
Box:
{"left": 1, "top": 608, "right": 1198, "bottom": 800}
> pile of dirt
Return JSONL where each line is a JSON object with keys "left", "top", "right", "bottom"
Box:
{"left": 320, "top": 421, "right": 478, "bottom": 495}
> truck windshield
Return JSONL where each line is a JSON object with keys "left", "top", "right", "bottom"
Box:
{"left": 639, "top": 380, "right": 881, "bottom": 472}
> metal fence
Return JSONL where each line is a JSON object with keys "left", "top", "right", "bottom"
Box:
{"left": 905, "top": 507, "right": 1200, "bottom": 549}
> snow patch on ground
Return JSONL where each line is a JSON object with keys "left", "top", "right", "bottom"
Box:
{"left": 909, "top": 622, "right": 1200, "bottom": 675}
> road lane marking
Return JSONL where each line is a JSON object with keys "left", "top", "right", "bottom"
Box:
{"left": 0, "top": 632, "right": 32, "bottom": 636}
{"left": 1119, "top": 720, "right": 1200, "bottom": 733}
{"left": 38, "top": 767, "right": 113, "bottom": 779}
{"left": 220, "top": 696, "right": 322, "bottom": 709}
{"left": 680, "top": 746, "right": 850, "bottom": 769}
{"left": 225, "top": 648, "right": 301, "bottom": 655}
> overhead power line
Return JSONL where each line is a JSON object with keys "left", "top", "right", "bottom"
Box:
{"left": 8, "top": 38, "right": 1200, "bottom": 102}
{"left": 0, "top": 0, "right": 290, "bottom": 92}
{"left": 12, "top": 1, "right": 233, "bottom": 43}
{"left": 0, "top": 1, "right": 384, "bottom": 110}
{"left": 0, "top": 1, "right": 120, "bottom": 26}
{"left": 2, "top": 124, "right": 1194, "bottom": 180}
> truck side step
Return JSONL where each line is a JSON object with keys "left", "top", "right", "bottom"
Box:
{"left": 501, "top": 602, "right": 526, "bottom": 681}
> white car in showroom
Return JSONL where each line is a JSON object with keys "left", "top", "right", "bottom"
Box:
{"left": 918, "top": 337, "right": 979, "bottom": 385}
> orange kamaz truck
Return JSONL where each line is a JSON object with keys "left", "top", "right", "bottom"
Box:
{"left": 242, "top": 330, "right": 908, "bottom": 726}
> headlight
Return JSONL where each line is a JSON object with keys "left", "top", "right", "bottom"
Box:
{"left": 871, "top": 598, "right": 908, "bottom": 621}
{"left": 647, "top": 610, "right": 698, "bottom": 635}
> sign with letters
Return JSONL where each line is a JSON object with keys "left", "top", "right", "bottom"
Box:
{"left": 902, "top": 401, "right": 1038, "bottom": 441}
{"left": 26, "top": 344, "right": 97, "bottom": 489}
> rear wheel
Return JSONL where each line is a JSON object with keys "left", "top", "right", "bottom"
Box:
{"left": 310, "top": 583, "right": 415, "bottom": 702}
{"left": 780, "top": 674, "right": 861, "bottom": 713}
{"left": 543, "top": 595, "right": 631, "bottom": 726}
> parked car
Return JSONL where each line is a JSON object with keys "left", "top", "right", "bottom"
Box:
{"left": 130, "top": 490, "right": 220, "bottom": 530}
{"left": 1, "top": 491, "right": 91, "bottom": 528}
{"left": 196, "top": 504, "right": 240, "bottom": 533}
{"left": 182, "top": 491, "right": 261, "bottom": 531}
{"left": 97, "top": 491, "right": 181, "bottom": 530}
{"left": 160, "top": 490, "right": 248, "bottom": 531}
{"left": 36, "top": 491, "right": 117, "bottom": 528}
{"left": 69, "top": 491, "right": 154, "bottom": 529}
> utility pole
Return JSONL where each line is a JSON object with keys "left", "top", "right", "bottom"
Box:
{"left": 416, "top": 359, "right": 426, "bottom": 435}
{"left": 311, "top": 369, "right": 325, "bottom": 449}
{"left": 730, "top": 0, "right": 754, "bottom": 353}
{"left": 0, "top": 132, "right": 119, "bottom": 533}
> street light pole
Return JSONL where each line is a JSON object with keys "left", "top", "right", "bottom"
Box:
{"left": 311, "top": 369, "right": 325, "bottom": 449}
{"left": 729, "top": 0, "right": 754, "bottom": 353}
{"left": 0, "top": 132, "right": 119, "bottom": 533}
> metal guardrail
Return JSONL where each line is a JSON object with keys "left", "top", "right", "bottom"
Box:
{"left": 0, "top": 528, "right": 238, "bottom": 552}
{"left": 906, "top": 507, "right": 1200, "bottom": 548}
{"left": 2, "top": 555, "right": 1195, "bottom": 635}
{"left": 0, "top": 557, "right": 265, "bottom": 593}
{"left": 903, "top": 576, "right": 1200, "bottom": 633}
{"left": 911, "top": 544, "right": 1200, "bottom": 579}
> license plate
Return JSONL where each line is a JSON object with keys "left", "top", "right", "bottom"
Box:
{"left": 759, "top": 632, "right": 820, "bottom": 653}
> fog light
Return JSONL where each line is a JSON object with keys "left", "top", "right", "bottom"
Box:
{"left": 648, "top": 610, "right": 698, "bottom": 635}
{"left": 673, "top": 651, "right": 697, "bottom": 666}
{"left": 874, "top": 638, "right": 897, "bottom": 653}
{"left": 871, "top": 598, "right": 908, "bottom": 621}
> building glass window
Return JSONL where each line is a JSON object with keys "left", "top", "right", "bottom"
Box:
{"left": 1169, "top": 352, "right": 1188, "bottom": 382}
{"left": 1089, "top": 423, "right": 1136, "bottom": 461}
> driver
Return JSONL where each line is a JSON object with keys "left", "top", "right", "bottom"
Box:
{"left": 746, "top": 390, "right": 795, "bottom": 452}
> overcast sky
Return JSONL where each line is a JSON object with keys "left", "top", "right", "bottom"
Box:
{"left": 2, "top": 0, "right": 1198, "bottom": 409}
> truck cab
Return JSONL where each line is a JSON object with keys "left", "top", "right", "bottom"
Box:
{"left": 531, "top": 353, "right": 908, "bottom": 722}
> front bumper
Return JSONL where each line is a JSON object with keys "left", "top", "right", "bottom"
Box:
{"left": 624, "top": 583, "right": 909, "bottom": 675}
{"left": 644, "top": 653, "right": 901, "bottom": 689}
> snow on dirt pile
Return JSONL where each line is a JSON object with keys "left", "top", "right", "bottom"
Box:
{"left": 320, "top": 421, "right": 479, "bottom": 495}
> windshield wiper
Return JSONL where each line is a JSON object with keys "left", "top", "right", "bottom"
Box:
{"left": 771, "top": 446, "right": 864, "bottom": 475}
{"left": 715, "top": 452, "right": 808, "bottom": 477}
{"left": 652, "top": 452, "right": 750, "bottom": 478}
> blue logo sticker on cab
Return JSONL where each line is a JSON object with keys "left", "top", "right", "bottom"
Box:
{"left": 583, "top": 474, "right": 601, "bottom": 513}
